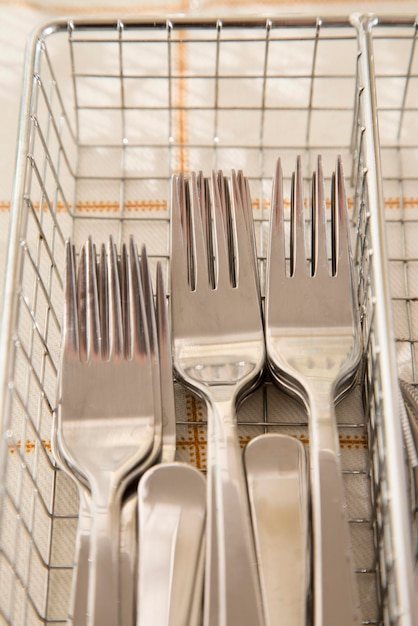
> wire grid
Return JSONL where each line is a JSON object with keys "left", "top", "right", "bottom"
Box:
{"left": 369, "top": 20, "right": 418, "bottom": 381}
{"left": 0, "top": 15, "right": 413, "bottom": 625}
{"left": 368, "top": 14, "right": 418, "bottom": 568}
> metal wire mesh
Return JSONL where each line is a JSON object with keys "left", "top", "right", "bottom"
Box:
{"left": 0, "top": 14, "right": 416, "bottom": 625}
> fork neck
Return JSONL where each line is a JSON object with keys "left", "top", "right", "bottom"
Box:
{"left": 305, "top": 381, "right": 340, "bottom": 456}
{"left": 203, "top": 385, "right": 237, "bottom": 421}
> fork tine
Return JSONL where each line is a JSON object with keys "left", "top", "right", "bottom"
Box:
{"left": 211, "top": 170, "right": 231, "bottom": 290}
{"left": 119, "top": 243, "right": 131, "bottom": 359}
{"left": 238, "top": 170, "right": 256, "bottom": 255}
{"left": 312, "top": 155, "right": 328, "bottom": 276}
{"left": 98, "top": 243, "right": 109, "bottom": 360}
{"left": 198, "top": 172, "right": 215, "bottom": 289}
{"left": 107, "top": 236, "right": 123, "bottom": 358}
{"left": 140, "top": 244, "right": 157, "bottom": 358}
{"left": 64, "top": 240, "right": 79, "bottom": 357}
{"left": 189, "top": 171, "right": 210, "bottom": 291}
{"left": 172, "top": 173, "right": 207, "bottom": 293}
{"left": 86, "top": 238, "right": 101, "bottom": 359}
{"left": 170, "top": 175, "right": 190, "bottom": 299}
{"left": 129, "top": 237, "right": 149, "bottom": 360}
{"left": 156, "top": 262, "right": 168, "bottom": 364}
{"left": 156, "top": 260, "right": 171, "bottom": 381}
{"left": 77, "top": 237, "right": 101, "bottom": 362}
{"left": 231, "top": 169, "right": 257, "bottom": 288}
{"left": 156, "top": 260, "right": 177, "bottom": 459}
{"left": 334, "top": 156, "right": 351, "bottom": 280}
{"left": 140, "top": 243, "right": 162, "bottom": 420}
{"left": 216, "top": 170, "right": 235, "bottom": 282}
{"left": 77, "top": 245, "right": 87, "bottom": 362}
{"left": 267, "top": 158, "right": 286, "bottom": 281}
{"left": 197, "top": 170, "right": 207, "bottom": 239}
{"left": 291, "top": 156, "right": 306, "bottom": 277}
{"left": 241, "top": 173, "right": 259, "bottom": 274}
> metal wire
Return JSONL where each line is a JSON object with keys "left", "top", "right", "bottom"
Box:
{"left": 0, "top": 14, "right": 416, "bottom": 625}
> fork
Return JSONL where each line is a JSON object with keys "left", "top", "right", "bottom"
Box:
{"left": 170, "top": 169, "right": 265, "bottom": 626}
{"left": 265, "top": 155, "right": 361, "bottom": 626}
{"left": 56, "top": 237, "right": 155, "bottom": 626}
{"left": 136, "top": 259, "right": 206, "bottom": 626}
{"left": 54, "top": 240, "right": 162, "bottom": 626}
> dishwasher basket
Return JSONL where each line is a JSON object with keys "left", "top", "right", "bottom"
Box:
{"left": 0, "top": 14, "right": 417, "bottom": 625}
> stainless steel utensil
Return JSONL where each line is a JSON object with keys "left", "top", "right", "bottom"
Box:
{"left": 54, "top": 241, "right": 165, "bottom": 626}
{"left": 137, "top": 462, "right": 206, "bottom": 626}
{"left": 244, "top": 433, "right": 310, "bottom": 626}
{"left": 56, "top": 237, "right": 156, "bottom": 626}
{"left": 265, "top": 155, "right": 362, "bottom": 626}
{"left": 170, "top": 169, "right": 265, "bottom": 626}
{"left": 136, "top": 259, "right": 206, "bottom": 626}
{"left": 156, "top": 261, "right": 177, "bottom": 464}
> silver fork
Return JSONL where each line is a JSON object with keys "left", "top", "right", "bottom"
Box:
{"left": 265, "top": 155, "right": 361, "bottom": 626}
{"left": 56, "top": 237, "right": 155, "bottom": 626}
{"left": 170, "top": 169, "right": 265, "bottom": 626}
{"left": 54, "top": 240, "right": 162, "bottom": 626}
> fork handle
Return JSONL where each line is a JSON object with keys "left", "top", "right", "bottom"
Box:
{"left": 87, "top": 480, "right": 121, "bottom": 626}
{"left": 204, "top": 397, "right": 265, "bottom": 626}
{"left": 309, "top": 391, "right": 361, "bottom": 626}
{"left": 68, "top": 486, "right": 91, "bottom": 625}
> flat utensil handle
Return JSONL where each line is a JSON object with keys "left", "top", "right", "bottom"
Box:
{"left": 204, "top": 399, "right": 265, "bottom": 626}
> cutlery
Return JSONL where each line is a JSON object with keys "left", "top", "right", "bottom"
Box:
{"left": 136, "top": 260, "right": 206, "bottom": 626}
{"left": 137, "top": 462, "right": 206, "bottom": 626}
{"left": 56, "top": 237, "right": 156, "bottom": 626}
{"left": 244, "top": 433, "right": 310, "bottom": 626}
{"left": 265, "top": 155, "right": 361, "bottom": 626}
{"left": 170, "top": 169, "right": 265, "bottom": 626}
{"left": 54, "top": 240, "right": 170, "bottom": 625}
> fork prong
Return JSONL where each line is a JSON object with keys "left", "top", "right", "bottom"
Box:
{"left": 243, "top": 174, "right": 259, "bottom": 269}
{"left": 231, "top": 170, "right": 258, "bottom": 289}
{"left": 211, "top": 170, "right": 232, "bottom": 289}
{"left": 63, "top": 240, "right": 79, "bottom": 357}
{"left": 129, "top": 237, "right": 149, "bottom": 360}
{"left": 334, "top": 156, "right": 351, "bottom": 281}
{"left": 268, "top": 158, "right": 286, "bottom": 280}
{"left": 170, "top": 174, "right": 190, "bottom": 300}
{"left": 189, "top": 171, "right": 210, "bottom": 291}
{"left": 78, "top": 237, "right": 101, "bottom": 362}
{"left": 198, "top": 172, "right": 215, "bottom": 289}
{"left": 242, "top": 173, "right": 253, "bottom": 228}
{"left": 98, "top": 243, "right": 109, "bottom": 360}
{"left": 77, "top": 245, "right": 88, "bottom": 362}
{"left": 291, "top": 156, "right": 307, "bottom": 277}
{"left": 312, "top": 155, "right": 328, "bottom": 276}
{"left": 156, "top": 260, "right": 177, "bottom": 457}
{"left": 197, "top": 170, "right": 207, "bottom": 238}
{"left": 119, "top": 243, "right": 131, "bottom": 359}
{"left": 156, "top": 262, "right": 168, "bottom": 360}
{"left": 139, "top": 243, "right": 163, "bottom": 445}
{"left": 140, "top": 244, "right": 157, "bottom": 358}
{"left": 237, "top": 171, "right": 257, "bottom": 264}
{"left": 87, "top": 238, "right": 101, "bottom": 359}
{"left": 107, "top": 236, "right": 123, "bottom": 358}
{"left": 217, "top": 170, "right": 236, "bottom": 284}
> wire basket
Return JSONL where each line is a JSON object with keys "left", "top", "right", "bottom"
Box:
{"left": 0, "top": 13, "right": 417, "bottom": 625}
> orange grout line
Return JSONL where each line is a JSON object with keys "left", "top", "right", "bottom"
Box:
{"left": 173, "top": 429, "right": 368, "bottom": 470}
{"left": 8, "top": 439, "right": 51, "bottom": 454}
{"left": 175, "top": 33, "right": 189, "bottom": 174}
{"left": 2, "top": 196, "right": 418, "bottom": 214}
{"left": 124, "top": 199, "right": 167, "bottom": 211}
